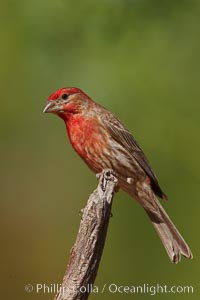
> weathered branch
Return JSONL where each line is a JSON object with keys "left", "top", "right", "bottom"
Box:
{"left": 55, "top": 170, "right": 118, "bottom": 300}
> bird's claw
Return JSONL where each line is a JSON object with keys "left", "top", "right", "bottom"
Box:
{"left": 97, "top": 169, "right": 118, "bottom": 193}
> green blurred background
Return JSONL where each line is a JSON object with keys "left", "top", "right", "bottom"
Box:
{"left": 1, "top": 0, "right": 200, "bottom": 299}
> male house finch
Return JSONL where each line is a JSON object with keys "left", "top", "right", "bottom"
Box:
{"left": 43, "top": 87, "right": 192, "bottom": 263}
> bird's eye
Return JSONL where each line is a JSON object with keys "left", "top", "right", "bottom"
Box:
{"left": 61, "top": 93, "right": 68, "bottom": 100}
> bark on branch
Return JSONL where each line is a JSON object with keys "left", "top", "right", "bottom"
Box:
{"left": 55, "top": 170, "right": 118, "bottom": 300}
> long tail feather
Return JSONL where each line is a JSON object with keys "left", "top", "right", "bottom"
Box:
{"left": 144, "top": 195, "right": 193, "bottom": 263}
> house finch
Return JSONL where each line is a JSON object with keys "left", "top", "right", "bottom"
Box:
{"left": 43, "top": 87, "right": 192, "bottom": 263}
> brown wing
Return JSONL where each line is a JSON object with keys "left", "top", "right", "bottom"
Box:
{"left": 103, "top": 113, "right": 167, "bottom": 200}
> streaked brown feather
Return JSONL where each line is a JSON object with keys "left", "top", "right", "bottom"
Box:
{"left": 103, "top": 113, "right": 167, "bottom": 199}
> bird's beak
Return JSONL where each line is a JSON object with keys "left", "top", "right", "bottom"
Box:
{"left": 43, "top": 101, "right": 54, "bottom": 113}
{"left": 43, "top": 101, "right": 64, "bottom": 113}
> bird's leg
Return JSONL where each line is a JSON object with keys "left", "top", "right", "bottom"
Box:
{"left": 96, "top": 169, "right": 118, "bottom": 192}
